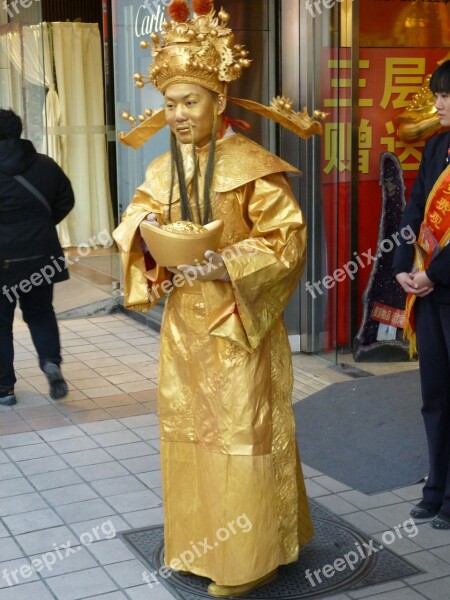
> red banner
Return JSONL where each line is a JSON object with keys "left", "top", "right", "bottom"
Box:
{"left": 320, "top": 47, "right": 447, "bottom": 347}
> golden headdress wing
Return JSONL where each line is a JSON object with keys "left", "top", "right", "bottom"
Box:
{"left": 396, "top": 51, "right": 450, "bottom": 143}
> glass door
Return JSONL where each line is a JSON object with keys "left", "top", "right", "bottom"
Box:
{"left": 280, "top": 0, "right": 355, "bottom": 363}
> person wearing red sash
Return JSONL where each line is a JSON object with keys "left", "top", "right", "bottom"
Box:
{"left": 393, "top": 59, "right": 450, "bottom": 530}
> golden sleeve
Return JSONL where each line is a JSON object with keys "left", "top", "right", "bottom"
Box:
{"left": 203, "top": 172, "right": 306, "bottom": 351}
{"left": 112, "top": 186, "right": 171, "bottom": 311}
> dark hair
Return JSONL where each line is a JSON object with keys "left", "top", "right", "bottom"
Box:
{"left": 430, "top": 60, "right": 450, "bottom": 95}
{"left": 0, "top": 109, "right": 23, "bottom": 140}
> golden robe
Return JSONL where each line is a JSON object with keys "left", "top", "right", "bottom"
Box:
{"left": 113, "top": 133, "right": 313, "bottom": 585}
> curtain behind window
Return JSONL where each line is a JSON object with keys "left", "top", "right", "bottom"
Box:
{"left": 51, "top": 21, "right": 113, "bottom": 247}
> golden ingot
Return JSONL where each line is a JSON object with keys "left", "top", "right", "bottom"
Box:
{"left": 162, "top": 222, "right": 206, "bottom": 233}
{"left": 139, "top": 219, "right": 224, "bottom": 267}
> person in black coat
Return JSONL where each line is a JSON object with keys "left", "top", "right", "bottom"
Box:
{"left": 0, "top": 109, "right": 75, "bottom": 406}
{"left": 393, "top": 60, "right": 450, "bottom": 530}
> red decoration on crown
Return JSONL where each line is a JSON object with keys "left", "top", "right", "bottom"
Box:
{"left": 168, "top": 0, "right": 190, "bottom": 22}
{"left": 192, "top": 0, "right": 214, "bottom": 15}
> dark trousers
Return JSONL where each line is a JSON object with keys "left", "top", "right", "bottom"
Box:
{"left": 0, "top": 282, "right": 61, "bottom": 391}
{"left": 415, "top": 297, "right": 450, "bottom": 514}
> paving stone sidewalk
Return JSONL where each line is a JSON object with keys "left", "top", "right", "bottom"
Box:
{"left": 0, "top": 313, "right": 449, "bottom": 599}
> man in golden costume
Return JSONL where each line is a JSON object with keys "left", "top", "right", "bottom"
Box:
{"left": 114, "top": 0, "right": 322, "bottom": 595}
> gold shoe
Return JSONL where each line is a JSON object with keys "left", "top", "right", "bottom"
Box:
{"left": 207, "top": 569, "right": 278, "bottom": 598}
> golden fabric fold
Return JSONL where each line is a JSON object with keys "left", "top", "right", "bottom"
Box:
{"left": 202, "top": 281, "right": 251, "bottom": 351}
{"left": 161, "top": 439, "right": 313, "bottom": 586}
{"left": 207, "top": 175, "right": 307, "bottom": 350}
{"left": 140, "top": 133, "right": 300, "bottom": 205}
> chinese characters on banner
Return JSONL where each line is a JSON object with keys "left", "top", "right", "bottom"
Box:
{"left": 433, "top": 194, "right": 450, "bottom": 230}
{"left": 371, "top": 302, "right": 405, "bottom": 328}
{"left": 321, "top": 48, "right": 445, "bottom": 183}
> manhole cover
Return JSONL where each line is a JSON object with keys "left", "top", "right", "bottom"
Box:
{"left": 121, "top": 502, "right": 421, "bottom": 599}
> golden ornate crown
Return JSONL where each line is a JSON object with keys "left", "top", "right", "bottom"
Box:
{"left": 134, "top": 0, "right": 250, "bottom": 95}
{"left": 120, "top": 0, "right": 325, "bottom": 148}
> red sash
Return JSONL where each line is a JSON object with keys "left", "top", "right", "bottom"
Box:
{"left": 404, "top": 164, "right": 450, "bottom": 356}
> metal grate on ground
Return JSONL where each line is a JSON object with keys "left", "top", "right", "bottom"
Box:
{"left": 120, "top": 501, "right": 421, "bottom": 599}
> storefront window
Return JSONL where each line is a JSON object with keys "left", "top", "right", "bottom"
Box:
{"left": 1, "top": 2, "right": 119, "bottom": 311}
{"left": 112, "top": 0, "right": 169, "bottom": 218}
{"left": 0, "top": 3, "right": 46, "bottom": 150}
{"left": 292, "top": 0, "right": 449, "bottom": 362}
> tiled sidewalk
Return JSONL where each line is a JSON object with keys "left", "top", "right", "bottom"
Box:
{"left": 1, "top": 313, "right": 449, "bottom": 599}
{"left": 0, "top": 315, "right": 159, "bottom": 437}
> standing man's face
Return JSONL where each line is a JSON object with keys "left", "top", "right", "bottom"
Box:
{"left": 164, "top": 83, "right": 226, "bottom": 147}
{"left": 435, "top": 92, "right": 450, "bottom": 128}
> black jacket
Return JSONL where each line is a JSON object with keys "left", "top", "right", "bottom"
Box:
{"left": 0, "top": 138, "right": 74, "bottom": 286}
{"left": 393, "top": 131, "right": 450, "bottom": 304}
